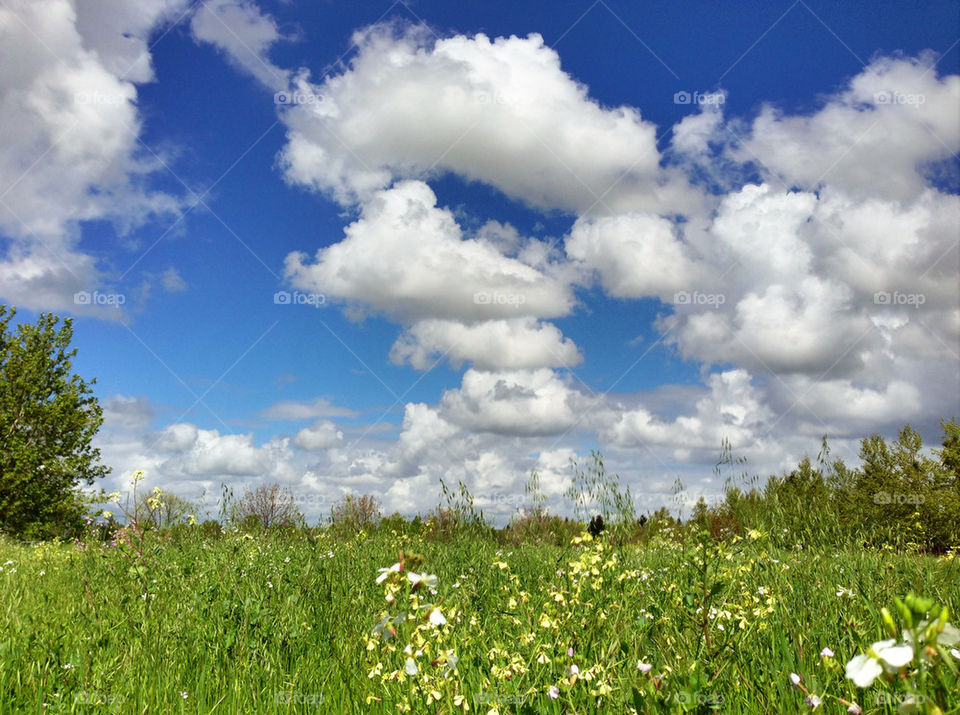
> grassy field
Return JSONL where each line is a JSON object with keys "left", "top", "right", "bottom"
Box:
{"left": 1, "top": 525, "right": 958, "bottom": 714}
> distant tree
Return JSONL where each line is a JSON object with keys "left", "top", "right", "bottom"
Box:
{"left": 233, "top": 483, "right": 302, "bottom": 529}
{"left": 937, "top": 418, "right": 960, "bottom": 482}
{"left": 0, "top": 306, "right": 108, "bottom": 539}
{"left": 138, "top": 489, "right": 196, "bottom": 529}
{"left": 330, "top": 493, "right": 381, "bottom": 530}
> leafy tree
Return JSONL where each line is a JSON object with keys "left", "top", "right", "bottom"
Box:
{"left": 0, "top": 306, "right": 108, "bottom": 539}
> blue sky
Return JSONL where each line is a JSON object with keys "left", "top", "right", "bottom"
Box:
{"left": 1, "top": 0, "right": 958, "bottom": 522}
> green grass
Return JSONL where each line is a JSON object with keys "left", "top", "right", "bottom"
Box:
{"left": 1, "top": 528, "right": 958, "bottom": 714}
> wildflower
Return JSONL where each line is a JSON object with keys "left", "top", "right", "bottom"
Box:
{"left": 820, "top": 647, "right": 834, "bottom": 658}
{"left": 547, "top": 686, "right": 559, "bottom": 700}
{"left": 567, "top": 647, "right": 574, "bottom": 657}
{"left": 951, "top": 648, "right": 960, "bottom": 660}
{"left": 101, "top": 511, "right": 113, "bottom": 520}
{"left": 407, "top": 571, "right": 438, "bottom": 590}
{"left": 847, "top": 703, "right": 861, "bottom": 715}
{"left": 404, "top": 657, "right": 418, "bottom": 676}
{"left": 845, "top": 639, "right": 913, "bottom": 687}
{"left": 376, "top": 563, "right": 401, "bottom": 583}
{"left": 836, "top": 586, "right": 854, "bottom": 598}
{"left": 179, "top": 692, "right": 188, "bottom": 700}
{"left": 804, "top": 694, "right": 822, "bottom": 709}
{"left": 427, "top": 607, "right": 446, "bottom": 626}
{"left": 637, "top": 661, "right": 652, "bottom": 674}
{"left": 789, "top": 673, "right": 802, "bottom": 690}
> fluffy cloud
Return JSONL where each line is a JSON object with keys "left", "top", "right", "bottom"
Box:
{"left": 735, "top": 54, "right": 960, "bottom": 202}
{"left": 565, "top": 212, "right": 705, "bottom": 301}
{"left": 390, "top": 318, "right": 581, "bottom": 371}
{"left": 190, "top": 0, "right": 289, "bottom": 88}
{"left": 602, "top": 370, "right": 773, "bottom": 454}
{"left": 439, "top": 368, "right": 593, "bottom": 437}
{"left": 293, "top": 420, "right": 343, "bottom": 451}
{"left": 0, "top": 0, "right": 187, "bottom": 311}
{"left": 285, "top": 180, "right": 574, "bottom": 323}
{"left": 276, "top": 24, "right": 700, "bottom": 214}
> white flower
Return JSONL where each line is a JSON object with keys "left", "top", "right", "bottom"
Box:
{"left": 376, "top": 563, "right": 401, "bottom": 583}
{"left": 820, "top": 647, "right": 834, "bottom": 658}
{"left": 404, "top": 657, "right": 418, "bottom": 676}
{"left": 637, "top": 662, "right": 652, "bottom": 674}
{"left": 951, "top": 648, "right": 960, "bottom": 660}
{"left": 428, "top": 607, "right": 447, "bottom": 626}
{"left": 874, "top": 640, "right": 913, "bottom": 669}
{"left": 836, "top": 586, "right": 854, "bottom": 598}
{"left": 847, "top": 703, "right": 861, "bottom": 715}
{"left": 407, "top": 572, "right": 438, "bottom": 590}
{"left": 845, "top": 639, "right": 913, "bottom": 687}
{"left": 804, "top": 694, "right": 822, "bottom": 709}
{"left": 547, "top": 686, "right": 559, "bottom": 699}
{"left": 789, "top": 673, "right": 802, "bottom": 690}
{"left": 566, "top": 664, "right": 579, "bottom": 676}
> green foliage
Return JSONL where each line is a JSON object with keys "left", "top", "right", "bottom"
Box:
{"left": 0, "top": 306, "right": 108, "bottom": 539}
{"left": 711, "top": 421, "right": 960, "bottom": 554}
{"left": 2, "top": 523, "right": 958, "bottom": 712}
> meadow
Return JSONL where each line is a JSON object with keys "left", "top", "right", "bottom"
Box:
{"left": 2, "top": 520, "right": 958, "bottom": 714}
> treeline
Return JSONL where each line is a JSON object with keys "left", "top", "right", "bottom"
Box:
{"left": 690, "top": 420, "right": 960, "bottom": 554}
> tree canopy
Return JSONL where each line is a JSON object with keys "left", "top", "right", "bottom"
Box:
{"left": 0, "top": 305, "right": 108, "bottom": 539}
